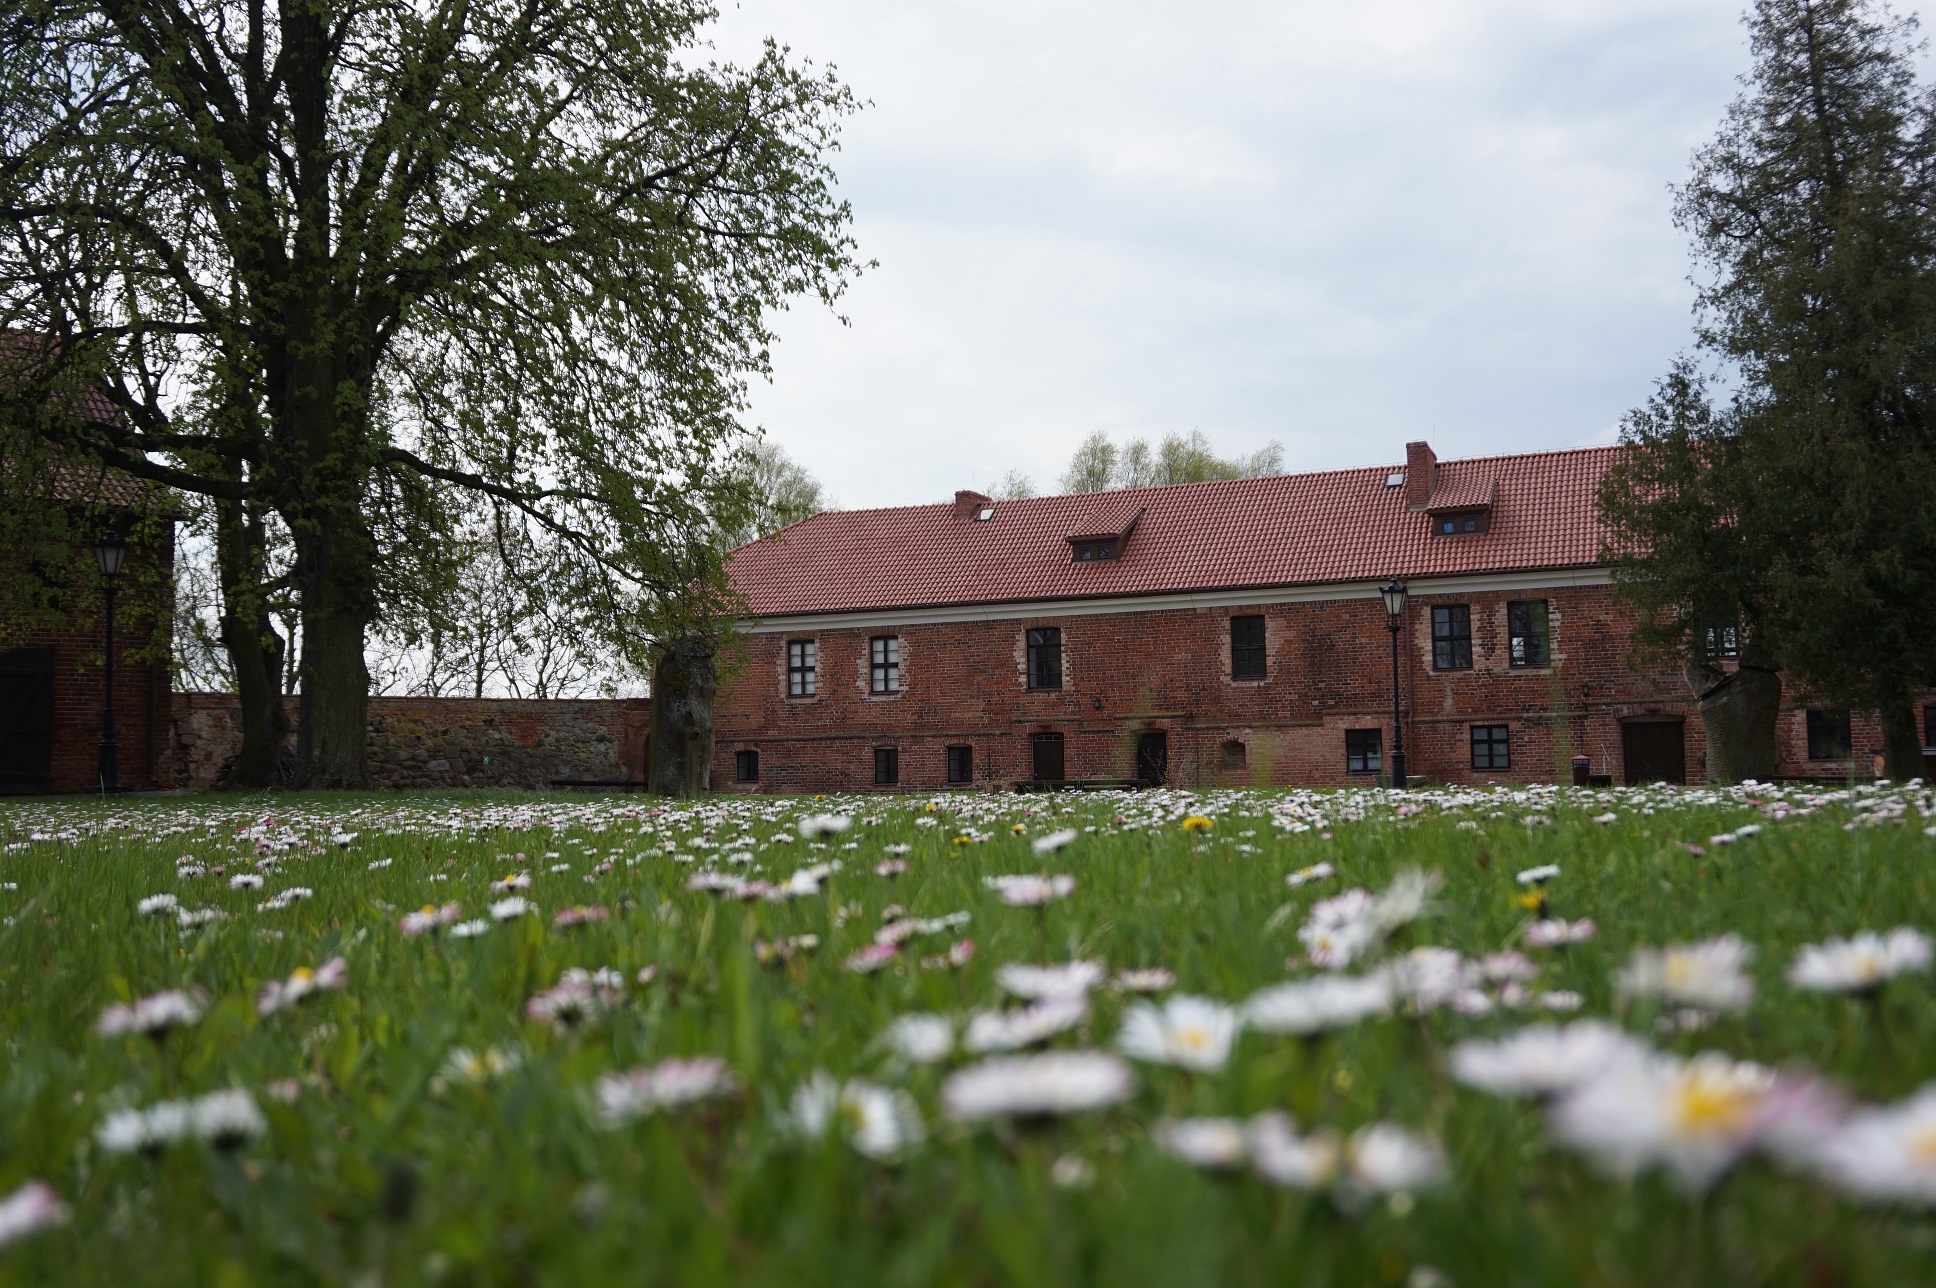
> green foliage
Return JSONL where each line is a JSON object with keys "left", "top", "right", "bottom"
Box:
{"left": 1061, "top": 431, "right": 1285, "bottom": 494}
{"left": 719, "top": 440, "right": 831, "bottom": 548}
{"left": 0, "top": 787, "right": 1932, "bottom": 1285}
{"left": 0, "top": 0, "right": 865, "bottom": 775}
{"left": 1601, "top": 0, "right": 1936, "bottom": 754}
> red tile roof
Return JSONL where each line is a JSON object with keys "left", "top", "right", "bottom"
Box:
{"left": 728, "top": 444, "right": 1622, "bottom": 618}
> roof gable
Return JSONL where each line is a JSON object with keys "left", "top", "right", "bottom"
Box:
{"left": 728, "top": 445, "right": 1621, "bottom": 618}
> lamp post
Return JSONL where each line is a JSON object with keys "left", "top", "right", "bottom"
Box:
{"left": 93, "top": 531, "right": 127, "bottom": 795}
{"left": 1379, "top": 578, "right": 1409, "bottom": 789}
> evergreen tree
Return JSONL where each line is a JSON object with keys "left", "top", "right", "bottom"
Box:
{"left": 1602, "top": 0, "right": 1936, "bottom": 780}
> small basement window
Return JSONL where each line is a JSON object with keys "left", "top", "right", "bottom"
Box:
{"left": 947, "top": 745, "right": 973, "bottom": 783}
{"left": 735, "top": 750, "right": 759, "bottom": 782}
{"left": 1345, "top": 729, "right": 1382, "bottom": 773}
{"left": 874, "top": 746, "right": 900, "bottom": 786}
{"left": 1220, "top": 740, "right": 1247, "bottom": 770}
{"left": 1072, "top": 539, "right": 1116, "bottom": 562}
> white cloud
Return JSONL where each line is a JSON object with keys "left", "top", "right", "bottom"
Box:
{"left": 704, "top": 0, "right": 1936, "bottom": 507}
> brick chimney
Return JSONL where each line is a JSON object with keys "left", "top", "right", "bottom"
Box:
{"left": 953, "top": 489, "right": 993, "bottom": 519}
{"left": 1403, "top": 441, "right": 1437, "bottom": 511}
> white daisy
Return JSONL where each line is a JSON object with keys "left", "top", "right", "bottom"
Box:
{"left": 256, "top": 957, "right": 348, "bottom": 1015}
{"left": 1618, "top": 935, "right": 1755, "bottom": 1012}
{"left": 786, "top": 1072, "right": 925, "bottom": 1159}
{"left": 1548, "top": 1051, "right": 1792, "bottom": 1191}
{"left": 883, "top": 1013, "right": 955, "bottom": 1064}
{"left": 1343, "top": 1123, "right": 1449, "bottom": 1198}
{"left": 1286, "top": 862, "right": 1335, "bottom": 888}
{"left": 1114, "top": 968, "right": 1178, "bottom": 993}
{"left": 941, "top": 1051, "right": 1136, "bottom": 1120}
{"left": 1249, "top": 1114, "right": 1342, "bottom": 1189}
{"left": 136, "top": 894, "right": 179, "bottom": 916}
{"left": 191, "top": 1089, "right": 267, "bottom": 1149}
{"left": 963, "top": 995, "right": 1089, "bottom": 1052}
{"left": 0, "top": 1181, "right": 67, "bottom": 1247}
{"left": 1516, "top": 864, "right": 1560, "bottom": 885}
{"left": 1153, "top": 1117, "right": 1249, "bottom": 1169}
{"left": 995, "top": 960, "right": 1106, "bottom": 1000}
{"left": 1524, "top": 918, "right": 1597, "bottom": 947}
{"left": 1298, "top": 889, "right": 1381, "bottom": 969}
{"left": 798, "top": 814, "right": 853, "bottom": 839}
{"left": 595, "top": 1057, "right": 736, "bottom": 1123}
{"left": 229, "top": 873, "right": 264, "bottom": 890}
{"left": 448, "top": 919, "right": 491, "bottom": 938}
{"left": 97, "top": 989, "right": 204, "bottom": 1038}
{"left": 1116, "top": 995, "right": 1241, "bottom": 1072}
{"left": 489, "top": 896, "right": 534, "bottom": 921}
{"left": 1243, "top": 973, "right": 1392, "bottom": 1036}
{"left": 1373, "top": 868, "right": 1443, "bottom": 930}
{"left": 1787, "top": 928, "right": 1932, "bottom": 994}
{"left": 1809, "top": 1084, "right": 1936, "bottom": 1204}
{"left": 1450, "top": 1021, "right": 1650, "bottom": 1098}
{"left": 1031, "top": 828, "right": 1079, "bottom": 855}
{"left": 984, "top": 874, "right": 1076, "bottom": 906}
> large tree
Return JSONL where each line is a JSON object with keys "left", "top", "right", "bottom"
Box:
{"left": 0, "top": 0, "right": 860, "bottom": 784}
{"left": 1602, "top": 0, "right": 1936, "bottom": 781}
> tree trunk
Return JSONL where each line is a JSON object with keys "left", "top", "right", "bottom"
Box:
{"left": 295, "top": 533, "right": 373, "bottom": 788}
{"left": 648, "top": 638, "right": 715, "bottom": 796}
{"left": 214, "top": 498, "right": 288, "bottom": 788}
{"left": 1880, "top": 698, "right": 1925, "bottom": 782}
{"left": 1683, "top": 659, "right": 1781, "bottom": 784}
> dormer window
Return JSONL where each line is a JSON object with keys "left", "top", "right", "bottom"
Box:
{"left": 1434, "top": 512, "right": 1489, "bottom": 536}
{"left": 1065, "top": 501, "right": 1143, "bottom": 564}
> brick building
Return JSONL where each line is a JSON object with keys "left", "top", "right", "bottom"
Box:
{"left": 715, "top": 441, "right": 1936, "bottom": 792}
{"left": 0, "top": 466, "right": 174, "bottom": 795}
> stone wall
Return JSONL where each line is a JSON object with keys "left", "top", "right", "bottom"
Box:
{"left": 170, "top": 692, "right": 651, "bottom": 790}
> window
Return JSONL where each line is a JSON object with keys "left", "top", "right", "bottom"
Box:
{"left": 1031, "top": 731, "right": 1065, "bottom": 781}
{"left": 870, "top": 636, "right": 901, "bottom": 694}
{"left": 874, "top": 747, "right": 900, "bottom": 786}
{"left": 1471, "top": 724, "right": 1511, "bottom": 770}
{"left": 947, "top": 745, "right": 973, "bottom": 783}
{"left": 734, "top": 750, "right": 759, "bottom": 782}
{"left": 1925, "top": 704, "right": 1936, "bottom": 749}
{"left": 1072, "top": 540, "right": 1116, "bottom": 561}
{"left": 1027, "top": 627, "right": 1063, "bottom": 690}
{"left": 1806, "top": 709, "right": 1852, "bottom": 761}
{"left": 1230, "top": 615, "right": 1266, "bottom": 679}
{"left": 786, "top": 640, "right": 817, "bottom": 697}
{"left": 1508, "top": 600, "right": 1549, "bottom": 668}
{"left": 1705, "top": 625, "right": 1740, "bottom": 659}
{"left": 1346, "top": 729, "right": 1382, "bottom": 774}
{"left": 1432, "top": 605, "right": 1472, "bottom": 670}
{"left": 1220, "top": 740, "right": 1247, "bottom": 770}
{"left": 1434, "top": 512, "right": 1489, "bottom": 536}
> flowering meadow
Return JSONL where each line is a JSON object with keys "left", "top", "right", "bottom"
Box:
{"left": 1, "top": 781, "right": 1934, "bottom": 1285}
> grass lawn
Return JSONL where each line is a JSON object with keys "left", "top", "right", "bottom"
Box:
{"left": 0, "top": 782, "right": 1933, "bottom": 1286}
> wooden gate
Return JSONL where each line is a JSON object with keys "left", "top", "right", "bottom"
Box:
{"left": 1621, "top": 719, "right": 1686, "bottom": 785}
{"left": 0, "top": 649, "right": 56, "bottom": 795}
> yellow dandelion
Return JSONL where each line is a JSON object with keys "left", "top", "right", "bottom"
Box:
{"left": 1181, "top": 816, "right": 1214, "bottom": 833}
{"left": 953, "top": 835, "right": 975, "bottom": 846}
{"left": 1010, "top": 824, "right": 1027, "bottom": 834}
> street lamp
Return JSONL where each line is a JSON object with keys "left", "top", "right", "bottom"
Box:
{"left": 93, "top": 530, "right": 127, "bottom": 795}
{"left": 1379, "top": 578, "right": 1409, "bottom": 789}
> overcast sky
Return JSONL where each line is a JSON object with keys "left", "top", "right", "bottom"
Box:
{"left": 704, "top": 1, "right": 1932, "bottom": 510}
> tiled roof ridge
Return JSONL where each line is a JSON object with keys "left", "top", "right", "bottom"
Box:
{"left": 747, "top": 442, "right": 1625, "bottom": 533}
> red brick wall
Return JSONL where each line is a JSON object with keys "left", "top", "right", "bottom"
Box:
{"left": 14, "top": 528, "right": 176, "bottom": 794}
{"left": 713, "top": 583, "right": 1713, "bottom": 792}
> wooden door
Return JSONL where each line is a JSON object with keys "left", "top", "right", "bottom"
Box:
{"left": 1031, "top": 732, "right": 1065, "bottom": 782}
{"left": 1136, "top": 731, "right": 1168, "bottom": 786}
{"left": 0, "top": 649, "right": 55, "bottom": 795}
{"left": 1622, "top": 720, "right": 1686, "bottom": 785}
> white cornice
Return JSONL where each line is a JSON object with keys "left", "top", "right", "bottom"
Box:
{"left": 738, "top": 566, "right": 1612, "bottom": 634}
